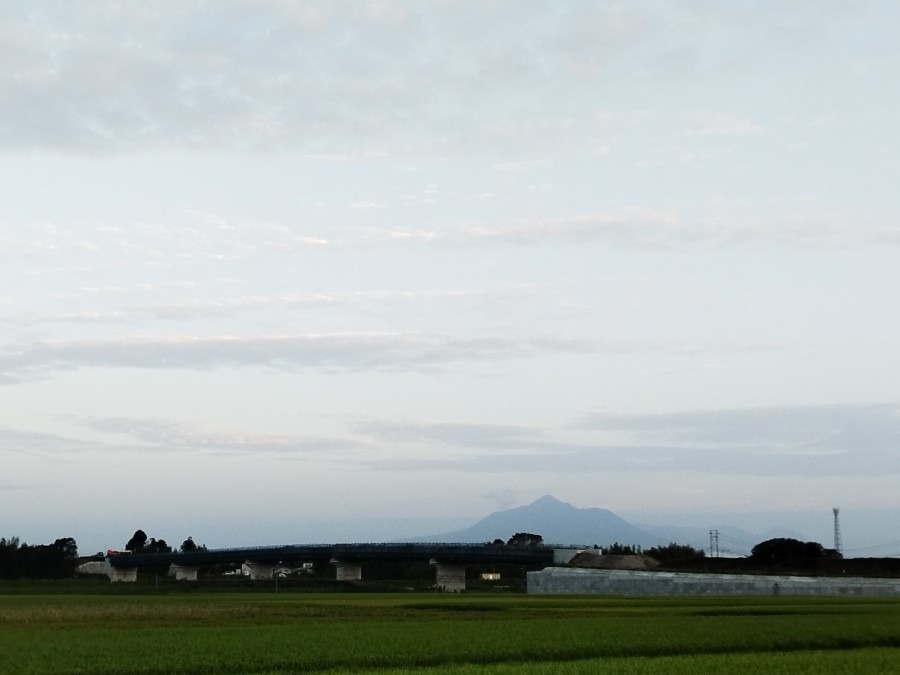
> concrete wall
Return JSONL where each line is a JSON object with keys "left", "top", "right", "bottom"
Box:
{"left": 170, "top": 565, "right": 199, "bottom": 581}
{"left": 432, "top": 562, "right": 466, "bottom": 592}
{"left": 106, "top": 562, "right": 138, "bottom": 583}
{"left": 332, "top": 561, "right": 362, "bottom": 581}
{"left": 76, "top": 560, "right": 107, "bottom": 576}
{"left": 552, "top": 548, "right": 582, "bottom": 564}
{"left": 528, "top": 567, "right": 900, "bottom": 597}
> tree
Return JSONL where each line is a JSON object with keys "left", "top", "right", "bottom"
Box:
{"left": 180, "top": 537, "right": 197, "bottom": 553}
{"left": 605, "top": 542, "right": 639, "bottom": 555}
{"left": 144, "top": 538, "right": 172, "bottom": 554}
{"left": 0, "top": 536, "right": 78, "bottom": 579}
{"left": 126, "top": 530, "right": 148, "bottom": 553}
{"left": 0, "top": 537, "right": 21, "bottom": 578}
{"left": 645, "top": 543, "right": 705, "bottom": 563}
{"left": 750, "top": 538, "right": 838, "bottom": 566}
{"left": 506, "top": 532, "right": 543, "bottom": 547}
{"left": 53, "top": 537, "right": 78, "bottom": 558}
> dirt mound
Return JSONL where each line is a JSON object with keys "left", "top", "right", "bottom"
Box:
{"left": 568, "top": 553, "right": 660, "bottom": 570}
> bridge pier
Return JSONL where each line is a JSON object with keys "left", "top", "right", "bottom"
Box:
{"left": 430, "top": 560, "right": 467, "bottom": 592}
{"left": 331, "top": 558, "right": 363, "bottom": 581}
{"left": 171, "top": 565, "right": 199, "bottom": 581}
{"left": 106, "top": 562, "right": 137, "bottom": 583}
{"left": 243, "top": 562, "right": 275, "bottom": 580}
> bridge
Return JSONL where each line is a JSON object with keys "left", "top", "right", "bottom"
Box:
{"left": 106, "top": 542, "right": 563, "bottom": 591}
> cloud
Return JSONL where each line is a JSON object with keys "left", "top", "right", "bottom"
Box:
{"left": 349, "top": 201, "right": 388, "bottom": 210}
{"left": 362, "top": 442, "right": 878, "bottom": 477}
{"left": 0, "top": 329, "right": 782, "bottom": 383}
{"left": 0, "top": 286, "right": 536, "bottom": 327}
{"left": 144, "top": 289, "right": 475, "bottom": 320}
{"left": 72, "top": 416, "right": 361, "bottom": 456}
{"left": 575, "top": 404, "right": 900, "bottom": 449}
{"left": 0, "top": 416, "right": 364, "bottom": 459}
{"left": 686, "top": 111, "right": 764, "bottom": 137}
{"left": 9, "top": 402, "right": 898, "bottom": 479}
{"left": 338, "top": 213, "right": 900, "bottom": 251}
{"left": 4, "top": 1, "right": 867, "bottom": 156}
{"left": 0, "top": 426, "right": 102, "bottom": 456}
{"left": 356, "top": 404, "right": 900, "bottom": 478}
{"left": 0, "top": 2, "right": 565, "bottom": 154}
{"left": 440, "top": 213, "right": 900, "bottom": 250}
{"left": 0, "top": 331, "right": 657, "bottom": 382}
{"left": 6, "top": 206, "right": 899, "bottom": 281}
{"left": 351, "top": 420, "right": 545, "bottom": 448}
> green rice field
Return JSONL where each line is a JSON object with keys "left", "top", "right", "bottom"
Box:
{"left": 1, "top": 591, "right": 899, "bottom": 674}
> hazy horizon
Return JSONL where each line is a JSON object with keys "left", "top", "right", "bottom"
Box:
{"left": 11, "top": 495, "right": 900, "bottom": 560}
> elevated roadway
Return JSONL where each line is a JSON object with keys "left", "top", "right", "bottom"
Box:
{"left": 106, "top": 542, "right": 558, "bottom": 591}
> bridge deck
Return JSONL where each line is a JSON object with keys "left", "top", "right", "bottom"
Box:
{"left": 108, "top": 543, "right": 555, "bottom": 568}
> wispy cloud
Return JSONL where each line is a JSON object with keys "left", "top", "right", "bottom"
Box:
{"left": 286, "top": 213, "right": 900, "bottom": 251}
{"left": 5, "top": 208, "right": 899, "bottom": 278}
{"left": 0, "top": 426, "right": 103, "bottom": 456}
{"left": 143, "top": 289, "right": 480, "bottom": 320}
{"left": 575, "top": 404, "right": 900, "bottom": 449}
{"left": 0, "top": 417, "right": 363, "bottom": 459}
{"left": 351, "top": 420, "right": 546, "bottom": 448}
{"left": 72, "top": 416, "right": 361, "bottom": 456}
{"left": 2, "top": 1, "right": 599, "bottom": 154}
{"left": 349, "top": 201, "right": 388, "bottom": 210}
{"left": 2, "top": 1, "right": 883, "bottom": 157}
{"left": 355, "top": 404, "right": 900, "bottom": 478}
{"left": 0, "top": 286, "right": 539, "bottom": 327}
{"left": 7, "top": 402, "right": 899, "bottom": 481}
{"left": 686, "top": 111, "right": 764, "bottom": 137}
{"left": 362, "top": 442, "right": 877, "bottom": 478}
{"left": 0, "top": 332, "right": 658, "bottom": 382}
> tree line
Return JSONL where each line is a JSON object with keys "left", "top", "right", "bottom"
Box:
{"left": 125, "top": 529, "right": 206, "bottom": 554}
{"left": 0, "top": 537, "right": 78, "bottom": 579}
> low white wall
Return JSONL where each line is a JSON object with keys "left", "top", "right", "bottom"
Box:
{"left": 76, "top": 560, "right": 107, "bottom": 576}
{"left": 527, "top": 567, "right": 900, "bottom": 597}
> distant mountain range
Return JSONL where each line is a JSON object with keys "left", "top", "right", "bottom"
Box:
{"left": 406, "top": 495, "right": 804, "bottom": 556}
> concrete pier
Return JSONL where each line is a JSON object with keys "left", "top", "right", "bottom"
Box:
{"left": 171, "top": 565, "right": 199, "bottom": 581}
{"left": 106, "top": 562, "right": 137, "bottom": 582}
{"left": 243, "top": 562, "right": 275, "bottom": 580}
{"left": 431, "top": 560, "right": 467, "bottom": 592}
{"left": 331, "top": 559, "right": 363, "bottom": 581}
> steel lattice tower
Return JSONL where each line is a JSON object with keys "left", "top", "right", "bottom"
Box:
{"left": 833, "top": 507, "right": 843, "bottom": 556}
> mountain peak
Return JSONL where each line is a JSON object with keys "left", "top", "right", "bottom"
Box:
{"left": 530, "top": 495, "right": 567, "bottom": 507}
{"left": 414, "top": 495, "right": 653, "bottom": 546}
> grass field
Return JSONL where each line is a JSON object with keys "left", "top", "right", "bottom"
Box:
{"left": 1, "top": 589, "right": 899, "bottom": 673}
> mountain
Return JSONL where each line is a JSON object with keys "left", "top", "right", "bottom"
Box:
{"left": 403, "top": 495, "right": 815, "bottom": 552}
{"left": 409, "top": 495, "right": 656, "bottom": 547}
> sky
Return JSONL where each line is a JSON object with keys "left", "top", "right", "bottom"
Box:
{"left": 2, "top": 1, "right": 900, "bottom": 557}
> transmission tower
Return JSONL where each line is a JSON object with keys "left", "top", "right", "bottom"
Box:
{"left": 709, "top": 529, "right": 720, "bottom": 558}
{"left": 833, "top": 507, "right": 843, "bottom": 556}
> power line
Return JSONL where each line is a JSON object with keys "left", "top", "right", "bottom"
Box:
{"left": 846, "top": 540, "right": 900, "bottom": 555}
